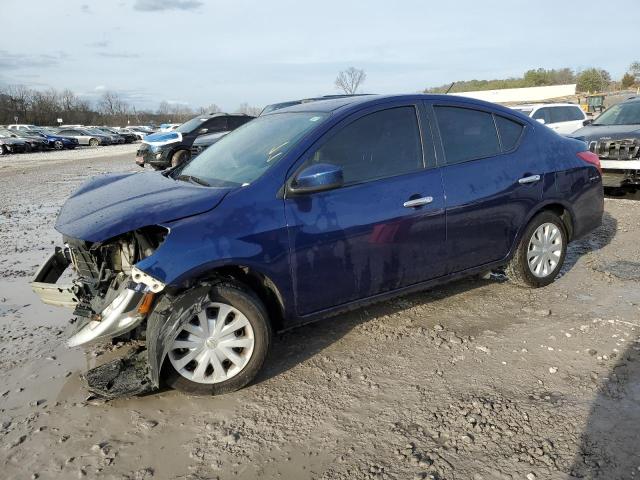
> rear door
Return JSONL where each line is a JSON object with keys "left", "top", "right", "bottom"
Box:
{"left": 285, "top": 103, "right": 447, "bottom": 316}
{"left": 428, "top": 102, "right": 542, "bottom": 273}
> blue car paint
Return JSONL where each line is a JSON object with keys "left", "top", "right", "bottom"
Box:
{"left": 55, "top": 171, "right": 231, "bottom": 243}
{"left": 54, "top": 94, "right": 603, "bottom": 329}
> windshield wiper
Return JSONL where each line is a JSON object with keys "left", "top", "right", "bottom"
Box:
{"left": 175, "top": 174, "right": 211, "bottom": 187}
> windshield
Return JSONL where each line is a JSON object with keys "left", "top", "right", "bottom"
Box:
{"left": 593, "top": 101, "right": 640, "bottom": 126}
{"left": 175, "top": 112, "right": 328, "bottom": 186}
{"left": 175, "top": 117, "right": 208, "bottom": 133}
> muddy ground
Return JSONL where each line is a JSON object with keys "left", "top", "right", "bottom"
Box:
{"left": 0, "top": 150, "right": 639, "bottom": 480}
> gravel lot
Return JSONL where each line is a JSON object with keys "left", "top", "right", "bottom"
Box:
{"left": 0, "top": 150, "right": 639, "bottom": 480}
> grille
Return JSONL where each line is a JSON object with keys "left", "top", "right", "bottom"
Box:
{"left": 588, "top": 139, "right": 640, "bottom": 160}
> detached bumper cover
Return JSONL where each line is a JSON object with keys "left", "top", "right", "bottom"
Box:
{"left": 67, "top": 284, "right": 147, "bottom": 347}
{"left": 30, "top": 248, "right": 158, "bottom": 347}
{"left": 30, "top": 248, "right": 78, "bottom": 308}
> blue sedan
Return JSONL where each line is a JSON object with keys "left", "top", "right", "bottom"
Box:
{"left": 31, "top": 128, "right": 79, "bottom": 150}
{"left": 32, "top": 94, "right": 603, "bottom": 396}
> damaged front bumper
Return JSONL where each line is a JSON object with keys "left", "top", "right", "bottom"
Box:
{"left": 30, "top": 248, "right": 163, "bottom": 347}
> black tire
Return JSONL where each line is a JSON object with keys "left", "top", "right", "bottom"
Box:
{"left": 24, "top": 143, "right": 32, "bottom": 153}
{"left": 170, "top": 149, "right": 190, "bottom": 168}
{"left": 89, "top": 138, "right": 99, "bottom": 147}
{"left": 505, "top": 211, "right": 567, "bottom": 288}
{"left": 161, "top": 281, "right": 272, "bottom": 395}
{"left": 53, "top": 140, "right": 64, "bottom": 150}
{"left": 0, "top": 145, "right": 5, "bottom": 156}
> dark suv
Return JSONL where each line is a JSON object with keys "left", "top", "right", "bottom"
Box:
{"left": 136, "top": 113, "right": 254, "bottom": 170}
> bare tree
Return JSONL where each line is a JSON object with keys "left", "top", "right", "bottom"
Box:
{"left": 335, "top": 67, "right": 366, "bottom": 94}
{"left": 236, "top": 102, "right": 262, "bottom": 117}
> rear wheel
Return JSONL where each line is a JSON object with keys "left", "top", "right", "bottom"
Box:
{"left": 505, "top": 212, "right": 567, "bottom": 288}
{"left": 24, "top": 143, "right": 32, "bottom": 153}
{"left": 89, "top": 138, "right": 99, "bottom": 147}
{"left": 170, "top": 149, "right": 190, "bottom": 168}
{"left": 161, "top": 281, "right": 271, "bottom": 395}
{"left": 53, "top": 140, "right": 64, "bottom": 150}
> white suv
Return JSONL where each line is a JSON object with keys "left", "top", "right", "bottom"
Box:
{"left": 511, "top": 103, "right": 587, "bottom": 135}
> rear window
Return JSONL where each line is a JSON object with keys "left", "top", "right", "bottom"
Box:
{"left": 495, "top": 116, "right": 524, "bottom": 151}
{"left": 435, "top": 106, "right": 501, "bottom": 165}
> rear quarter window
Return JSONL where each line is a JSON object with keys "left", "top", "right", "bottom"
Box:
{"left": 435, "top": 106, "right": 501, "bottom": 165}
{"left": 495, "top": 116, "right": 524, "bottom": 151}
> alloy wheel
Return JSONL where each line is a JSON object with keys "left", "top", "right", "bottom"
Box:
{"left": 527, "top": 222, "right": 563, "bottom": 278}
{"left": 168, "top": 302, "right": 255, "bottom": 384}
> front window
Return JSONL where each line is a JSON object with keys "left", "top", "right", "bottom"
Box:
{"left": 175, "top": 112, "right": 328, "bottom": 186}
{"left": 593, "top": 102, "right": 640, "bottom": 126}
{"left": 175, "top": 117, "right": 210, "bottom": 134}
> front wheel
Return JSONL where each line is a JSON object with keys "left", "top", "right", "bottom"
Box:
{"left": 161, "top": 281, "right": 272, "bottom": 395}
{"left": 53, "top": 140, "right": 64, "bottom": 150}
{"left": 505, "top": 212, "right": 567, "bottom": 288}
{"left": 89, "top": 138, "right": 99, "bottom": 147}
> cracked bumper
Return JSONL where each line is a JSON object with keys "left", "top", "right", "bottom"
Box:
{"left": 30, "top": 249, "right": 157, "bottom": 347}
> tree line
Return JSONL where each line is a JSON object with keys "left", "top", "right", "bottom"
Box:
{"left": 424, "top": 62, "right": 640, "bottom": 94}
{"left": 0, "top": 86, "right": 262, "bottom": 126}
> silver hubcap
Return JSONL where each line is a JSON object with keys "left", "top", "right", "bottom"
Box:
{"left": 527, "top": 222, "right": 563, "bottom": 278}
{"left": 168, "top": 302, "right": 255, "bottom": 384}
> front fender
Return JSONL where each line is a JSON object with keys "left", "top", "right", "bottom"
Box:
{"left": 146, "top": 284, "right": 212, "bottom": 386}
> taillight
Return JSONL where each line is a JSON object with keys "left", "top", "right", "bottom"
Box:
{"left": 577, "top": 151, "right": 601, "bottom": 174}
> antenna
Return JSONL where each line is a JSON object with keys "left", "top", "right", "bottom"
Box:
{"left": 445, "top": 82, "right": 456, "bottom": 94}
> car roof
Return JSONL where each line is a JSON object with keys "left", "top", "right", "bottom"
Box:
{"left": 264, "top": 93, "right": 527, "bottom": 120}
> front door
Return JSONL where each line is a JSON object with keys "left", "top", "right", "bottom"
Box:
{"left": 285, "top": 104, "right": 447, "bottom": 316}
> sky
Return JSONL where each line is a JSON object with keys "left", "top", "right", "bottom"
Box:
{"left": 1, "top": 0, "right": 638, "bottom": 112}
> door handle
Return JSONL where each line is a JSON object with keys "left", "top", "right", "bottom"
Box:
{"left": 518, "top": 174, "right": 541, "bottom": 185}
{"left": 403, "top": 196, "right": 433, "bottom": 208}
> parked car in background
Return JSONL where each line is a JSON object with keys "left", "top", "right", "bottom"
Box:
{"left": 2, "top": 129, "right": 49, "bottom": 151}
{"left": 85, "top": 128, "right": 121, "bottom": 144}
{"left": 129, "top": 126, "right": 156, "bottom": 135}
{"left": 0, "top": 132, "right": 28, "bottom": 154}
{"left": 56, "top": 128, "right": 110, "bottom": 146}
{"left": 189, "top": 131, "right": 230, "bottom": 158}
{"left": 30, "top": 128, "right": 79, "bottom": 150}
{"left": 93, "top": 127, "right": 138, "bottom": 144}
{"left": 570, "top": 96, "right": 640, "bottom": 190}
{"left": 159, "top": 123, "right": 180, "bottom": 132}
{"left": 7, "top": 124, "right": 37, "bottom": 131}
{"left": 116, "top": 128, "right": 145, "bottom": 141}
{"left": 136, "top": 113, "right": 254, "bottom": 169}
{"left": 260, "top": 94, "right": 370, "bottom": 115}
{"left": 31, "top": 94, "right": 603, "bottom": 396}
{"left": 510, "top": 103, "right": 587, "bottom": 135}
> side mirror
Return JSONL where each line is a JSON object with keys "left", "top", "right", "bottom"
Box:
{"left": 583, "top": 119, "right": 593, "bottom": 126}
{"left": 198, "top": 128, "right": 208, "bottom": 135}
{"left": 535, "top": 118, "right": 546, "bottom": 125}
{"left": 288, "top": 163, "right": 343, "bottom": 195}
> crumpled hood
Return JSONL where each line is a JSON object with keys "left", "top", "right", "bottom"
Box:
{"left": 55, "top": 171, "right": 231, "bottom": 243}
{"left": 570, "top": 124, "right": 640, "bottom": 142}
